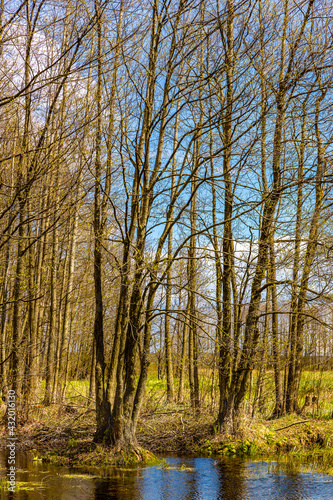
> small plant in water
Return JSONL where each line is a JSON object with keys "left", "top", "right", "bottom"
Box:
{"left": 160, "top": 460, "right": 169, "bottom": 470}
{"left": 237, "top": 440, "right": 251, "bottom": 455}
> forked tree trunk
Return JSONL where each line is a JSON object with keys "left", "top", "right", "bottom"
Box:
{"left": 105, "top": 0, "right": 186, "bottom": 449}
{"left": 217, "top": 0, "right": 315, "bottom": 432}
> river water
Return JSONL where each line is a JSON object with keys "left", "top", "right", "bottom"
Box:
{"left": 0, "top": 451, "right": 332, "bottom": 499}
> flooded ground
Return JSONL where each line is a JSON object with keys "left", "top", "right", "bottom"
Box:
{"left": 0, "top": 451, "right": 332, "bottom": 499}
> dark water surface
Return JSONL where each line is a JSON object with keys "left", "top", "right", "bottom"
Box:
{"left": 0, "top": 451, "right": 332, "bottom": 499}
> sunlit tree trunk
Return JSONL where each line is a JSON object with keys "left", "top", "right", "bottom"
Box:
{"left": 286, "top": 87, "right": 326, "bottom": 412}
{"left": 178, "top": 299, "right": 189, "bottom": 404}
{"left": 164, "top": 103, "right": 180, "bottom": 404}
{"left": 44, "top": 184, "right": 59, "bottom": 406}
{"left": 269, "top": 238, "right": 283, "bottom": 417}
{"left": 10, "top": 0, "right": 34, "bottom": 408}
{"left": 93, "top": 0, "right": 112, "bottom": 441}
{"left": 217, "top": 0, "right": 235, "bottom": 431}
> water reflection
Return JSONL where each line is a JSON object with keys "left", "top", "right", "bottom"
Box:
{"left": 93, "top": 468, "right": 143, "bottom": 500}
{"left": 216, "top": 457, "right": 248, "bottom": 499}
{"left": 268, "top": 461, "right": 331, "bottom": 500}
{"left": 0, "top": 451, "right": 332, "bottom": 499}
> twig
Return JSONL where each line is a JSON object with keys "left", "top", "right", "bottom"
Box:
{"left": 274, "top": 420, "right": 310, "bottom": 431}
{"left": 71, "top": 409, "right": 95, "bottom": 423}
{"left": 142, "top": 409, "right": 190, "bottom": 417}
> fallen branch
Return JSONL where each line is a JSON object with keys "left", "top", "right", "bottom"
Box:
{"left": 142, "top": 409, "right": 191, "bottom": 417}
{"left": 71, "top": 409, "right": 95, "bottom": 423}
{"left": 274, "top": 420, "right": 310, "bottom": 432}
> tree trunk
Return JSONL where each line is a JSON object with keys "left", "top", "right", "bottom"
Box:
{"left": 286, "top": 88, "right": 326, "bottom": 412}
{"left": 164, "top": 102, "right": 179, "bottom": 403}
{"left": 178, "top": 300, "right": 189, "bottom": 404}
{"left": 93, "top": 0, "right": 112, "bottom": 441}
{"left": 269, "top": 238, "right": 283, "bottom": 417}
{"left": 217, "top": 0, "right": 235, "bottom": 430}
{"left": 44, "top": 199, "right": 59, "bottom": 406}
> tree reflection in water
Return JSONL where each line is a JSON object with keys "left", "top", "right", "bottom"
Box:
{"left": 216, "top": 458, "right": 248, "bottom": 499}
{"left": 1, "top": 451, "right": 333, "bottom": 499}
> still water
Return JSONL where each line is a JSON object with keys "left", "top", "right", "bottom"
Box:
{"left": 0, "top": 451, "right": 332, "bottom": 499}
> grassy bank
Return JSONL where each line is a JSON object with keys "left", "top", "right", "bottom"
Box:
{"left": 1, "top": 370, "right": 333, "bottom": 470}
{"left": 2, "top": 403, "right": 333, "bottom": 472}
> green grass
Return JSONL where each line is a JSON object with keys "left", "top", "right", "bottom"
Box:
{"left": 144, "top": 368, "right": 333, "bottom": 418}
{"left": 65, "top": 380, "right": 90, "bottom": 400}
{"left": 20, "top": 367, "right": 333, "bottom": 422}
